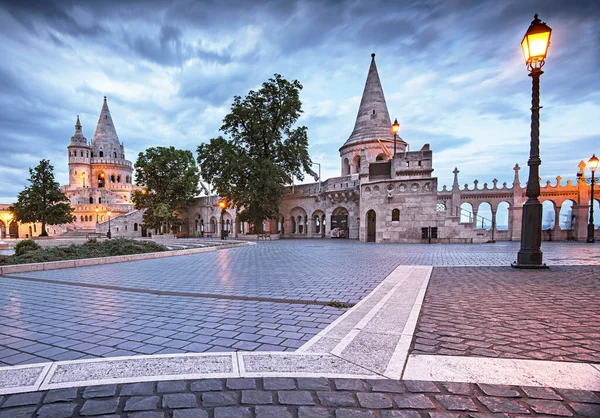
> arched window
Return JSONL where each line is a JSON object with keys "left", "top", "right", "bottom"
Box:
{"left": 134, "top": 223, "right": 138, "bottom": 231}
{"left": 33, "top": 224, "right": 36, "bottom": 233}
{"left": 98, "top": 174, "right": 104, "bottom": 188}
{"left": 99, "top": 197, "right": 102, "bottom": 204}
{"left": 89, "top": 197, "right": 93, "bottom": 204}
{"left": 99, "top": 151, "right": 104, "bottom": 157}
{"left": 80, "top": 216, "right": 84, "bottom": 222}
{"left": 110, "top": 175, "right": 115, "bottom": 183}
{"left": 113, "top": 152, "right": 117, "bottom": 158}
{"left": 392, "top": 209, "right": 400, "bottom": 221}
{"left": 86, "top": 151, "right": 89, "bottom": 157}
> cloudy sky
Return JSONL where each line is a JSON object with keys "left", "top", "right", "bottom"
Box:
{"left": 0, "top": 0, "right": 598, "bottom": 203}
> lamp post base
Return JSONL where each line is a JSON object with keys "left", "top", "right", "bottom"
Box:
{"left": 511, "top": 260, "right": 549, "bottom": 269}
{"left": 587, "top": 223, "right": 595, "bottom": 243}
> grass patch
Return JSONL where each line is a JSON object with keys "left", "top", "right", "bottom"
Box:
{"left": 326, "top": 301, "right": 353, "bottom": 309}
{"left": 0, "top": 238, "right": 169, "bottom": 265}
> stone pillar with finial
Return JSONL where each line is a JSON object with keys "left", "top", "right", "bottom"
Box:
{"left": 573, "top": 160, "right": 589, "bottom": 240}
{"left": 510, "top": 163, "right": 523, "bottom": 241}
{"left": 451, "top": 167, "right": 461, "bottom": 217}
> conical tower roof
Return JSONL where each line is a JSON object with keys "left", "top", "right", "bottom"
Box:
{"left": 91, "top": 96, "right": 123, "bottom": 158}
{"left": 92, "top": 96, "right": 120, "bottom": 145}
{"left": 341, "top": 54, "right": 394, "bottom": 149}
{"left": 69, "top": 115, "right": 88, "bottom": 146}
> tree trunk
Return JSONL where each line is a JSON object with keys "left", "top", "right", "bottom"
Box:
{"left": 40, "top": 219, "right": 48, "bottom": 236}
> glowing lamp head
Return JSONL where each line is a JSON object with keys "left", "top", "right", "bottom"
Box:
{"left": 218, "top": 199, "right": 227, "bottom": 210}
{"left": 589, "top": 154, "right": 599, "bottom": 172}
{"left": 95, "top": 208, "right": 98, "bottom": 213}
{"left": 392, "top": 118, "right": 400, "bottom": 135}
{"left": 521, "top": 14, "right": 552, "bottom": 72}
{"left": 100, "top": 173, "right": 105, "bottom": 178}
{"left": 141, "top": 189, "right": 147, "bottom": 195}
{"left": 107, "top": 211, "right": 111, "bottom": 216}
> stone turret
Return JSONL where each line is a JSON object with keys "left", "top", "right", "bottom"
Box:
{"left": 339, "top": 54, "right": 407, "bottom": 176}
{"left": 67, "top": 115, "right": 91, "bottom": 188}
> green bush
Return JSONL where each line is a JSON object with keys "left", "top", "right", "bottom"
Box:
{"left": 0, "top": 238, "right": 169, "bottom": 265}
{"left": 14, "top": 239, "right": 41, "bottom": 256}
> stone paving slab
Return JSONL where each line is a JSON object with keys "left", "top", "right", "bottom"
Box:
{"left": 411, "top": 265, "right": 600, "bottom": 363}
{"left": 0, "top": 364, "right": 51, "bottom": 395}
{"left": 404, "top": 354, "right": 600, "bottom": 391}
{"left": 0, "top": 377, "right": 598, "bottom": 417}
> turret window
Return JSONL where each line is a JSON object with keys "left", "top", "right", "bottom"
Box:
{"left": 99, "top": 151, "right": 104, "bottom": 157}
{"left": 89, "top": 197, "right": 93, "bottom": 204}
{"left": 117, "top": 175, "right": 121, "bottom": 182}
{"left": 392, "top": 208, "right": 400, "bottom": 222}
{"left": 113, "top": 152, "right": 117, "bottom": 158}
{"left": 80, "top": 151, "right": 83, "bottom": 157}
{"left": 110, "top": 175, "right": 115, "bottom": 183}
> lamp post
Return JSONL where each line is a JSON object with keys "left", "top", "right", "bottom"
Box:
{"left": 313, "top": 162, "right": 321, "bottom": 193}
{"left": 513, "top": 14, "right": 552, "bottom": 269}
{"left": 107, "top": 211, "right": 112, "bottom": 239}
{"left": 218, "top": 199, "right": 226, "bottom": 240}
{"left": 95, "top": 208, "right": 99, "bottom": 224}
{"left": 392, "top": 118, "right": 400, "bottom": 157}
{"left": 587, "top": 154, "right": 599, "bottom": 243}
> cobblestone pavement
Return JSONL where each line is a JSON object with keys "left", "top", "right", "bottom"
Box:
{"left": 412, "top": 266, "right": 600, "bottom": 362}
{"left": 1, "top": 378, "right": 599, "bottom": 417}
{"left": 1, "top": 241, "right": 598, "bottom": 367}
{"left": 0, "top": 278, "right": 344, "bottom": 367}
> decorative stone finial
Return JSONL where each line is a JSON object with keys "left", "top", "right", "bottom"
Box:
{"left": 371, "top": 53, "right": 375, "bottom": 59}
{"left": 452, "top": 167, "right": 460, "bottom": 191}
{"left": 556, "top": 175, "right": 562, "bottom": 186}
{"left": 513, "top": 163, "right": 521, "bottom": 187}
{"left": 104, "top": 96, "right": 107, "bottom": 102}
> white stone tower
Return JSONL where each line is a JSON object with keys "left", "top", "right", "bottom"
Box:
{"left": 67, "top": 115, "right": 92, "bottom": 189}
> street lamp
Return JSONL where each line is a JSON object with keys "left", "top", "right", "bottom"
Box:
{"left": 513, "top": 14, "right": 552, "bottom": 269}
{"left": 218, "top": 199, "right": 227, "bottom": 240}
{"left": 587, "top": 154, "right": 598, "bottom": 243}
{"left": 107, "top": 211, "right": 112, "bottom": 239}
{"left": 95, "top": 208, "right": 99, "bottom": 224}
{"left": 313, "top": 162, "right": 321, "bottom": 193}
{"left": 392, "top": 118, "right": 400, "bottom": 157}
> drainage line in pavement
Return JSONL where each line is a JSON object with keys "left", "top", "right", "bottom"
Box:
{"left": 0, "top": 274, "right": 355, "bottom": 308}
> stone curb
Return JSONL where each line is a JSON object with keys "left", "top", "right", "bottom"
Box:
{"left": 0, "top": 241, "right": 253, "bottom": 275}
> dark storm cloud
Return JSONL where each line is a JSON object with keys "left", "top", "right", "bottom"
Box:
{"left": 0, "top": 0, "right": 598, "bottom": 202}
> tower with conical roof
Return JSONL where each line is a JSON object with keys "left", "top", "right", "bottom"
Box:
{"left": 67, "top": 115, "right": 92, "bottom": 189}
{"left": 91, "top": 96, "right": 126, "bottom": 160}
{"left": 339, "top": 54, "right": 407, "bottom": 177}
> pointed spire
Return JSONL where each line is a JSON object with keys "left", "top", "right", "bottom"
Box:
{"left": 513, "top": 163, "right": 521, "bottom": 187}
{"left": 70, "top": 115, "right": 87, "bottom": 145}
{"left": 92, "top": 96, "right": 121, "bottom": 146}
{"left": 342, "top": 53, "right": 394, "bottom": 148}
{"left": 452, "top": 167, "right": 460, "bottom": 190}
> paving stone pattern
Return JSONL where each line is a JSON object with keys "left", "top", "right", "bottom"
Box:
{"left": 1, "top": 378, "right": 599, "bottom": 417}
{"left": 1, "top": 241, "right": 599, "bottom": 367}
{"left": 412, "top": 266, "right": 600, "bottom": 362}
{"left": 0, "top": 279, "right": 343, "bottom": 366}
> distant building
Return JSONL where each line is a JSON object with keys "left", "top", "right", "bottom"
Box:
{"left": 60, "top": 97, "right": 142, "bottom": 235}
{"left": 183, "top": 54, "right": 597, "bottom": 243}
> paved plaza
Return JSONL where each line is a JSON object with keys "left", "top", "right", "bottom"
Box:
{"left": 0, "top": 240, "right": 599, "bottom": 367}
{"left": 0, "top": 240, "right": 599, "bottom": 417}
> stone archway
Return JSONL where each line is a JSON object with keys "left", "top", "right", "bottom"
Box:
{"left": 9, "top": 221, "right": 19, "bottom": 238}
{"left": 367, "top": 210, "right": 376, "bottom": 242}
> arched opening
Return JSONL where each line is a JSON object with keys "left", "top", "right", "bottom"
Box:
{"left": 97, "top": 173, "right": 105, "bottom": 188}
{"left": 312, "top": 210, "right": 324, "bottom": 236}
{"left": 559, "top": 200, "right": 574, "bottom": 229}
{"left": 0, "top": 220, "right": 5, "bottom": 239}
{"left": 9, "top": 222, "right": 18, "bottom": 238}
{"left": 99, "top": 197, "right": 102, "bottom": 204}
{"left": 291, "top": 217, "right": 296, "bottom": 234}
{"left": 391, "top": 208, "right": 400, "bottom": 222}
{"left": 113, "top": 152, "right": 117, "bottom": 158}
{"left": 89, "top": 197, "right": 93, "bottom": 204}
{"left": 460, "top": 203, "right": 473, "bottom": 223}
{"left": 343, "top": 158, "right": 350, "bottom": 176}
{"left": 375, "top": 153, "right": 387, "bottom": 162}
{"left": 589, "top": 199, "right": 600, "bottom": 229}
{"left": 496, "top": 202, "right": 510, "bottom": 231}
{"left": 210, "top": 217, "right": 217, "bottom": 234}
{"left": 290, "top": 207, "right": 307, "bottom": 235}
{"left": 117, "top": 175, "right": 121, "bottom": 183}
{"left": 99, "top": 151, "right": 104, "bottom": 157}
{"left": 353, "top": 155, "right": 361, "bottom": 174}
{"left": 477, "top": 202, "right": 492, "bottom": 229}
{"left": 542, "top": 200, "right": 556, "bottom": 230}
{"left": 110, "top": 175, "right": 115, "bottom": 183}
{"left": 367, "top": 210, "right": 376, "bottom": 242}
{"left": 331, "top": 207, "right": 349, "bottom": 238}
{"left": 134, "top": 223, "right": 138, "bottom": 232}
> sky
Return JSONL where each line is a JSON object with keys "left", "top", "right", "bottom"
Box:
{"left": 0, "top": 0, "right": 598, "bottom": 204}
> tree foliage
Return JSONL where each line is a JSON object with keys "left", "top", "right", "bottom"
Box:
{"left": 10, "top": 159, "right": 74, "bottom": 236}
{"left": 197, "top": 74, "right": 312, "bottom": 231}
{"left": 133, "top": 146, "right": 200, "bottom": 232}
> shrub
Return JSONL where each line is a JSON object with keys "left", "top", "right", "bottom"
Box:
{"left": 14, "top": 239, "right": 41, "bottom": 256}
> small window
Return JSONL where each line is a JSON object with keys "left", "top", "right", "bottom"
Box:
{"left": 392, "top": 209, "right": 400, "bottom": 222}
{"left": 99, "top": 151, "right": 104, "bottom": 157}
{"left": 89, "top": 197, "right": 93, "bottom": 204}
{"left": 113, "top": 152, "right": 117, "bottom": 158}
{"left": 99, "top": 197, "right": 102, "bottom": 204}
{"left": 418, "top": 160, "right": 422, "bottom": 166}
{"left": 80, "top": 151, "right": 83, "bottom": 157}
{"left": 436, "top": 203, "right": 446, "bottom": 212}
{"left": 406, "top": 161, "right": 410, "bottom": 167}
{"left": 80, "top": 216, "right": 84, "bottom": 222}
{"left": 134, "top": 223, "right": 138, "bottom": 231}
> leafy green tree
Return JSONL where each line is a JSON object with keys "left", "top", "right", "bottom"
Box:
{"left": 133, "top": 146, "right": 200, "bottom": 233}
{"left": 10, "top": 159, "right": 74, "bottom": 236}
{"left": 197, "top": 74, "right": 312, "bottom": 232}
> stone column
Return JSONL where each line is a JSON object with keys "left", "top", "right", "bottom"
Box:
{"left": 306, "top": 215, "right": 313, "bottom": 236}
{"left": 473, "top": 208, "right": 479, "bottom": 228}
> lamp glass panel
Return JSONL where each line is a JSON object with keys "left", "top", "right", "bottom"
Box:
{"left": 527, "top": 31, "right": 550, "bottom": 59}
{"left": 521, "top": 37, "right": 530, "bottom": 61}
{"left": 589, "top": 156, "right": 599, "bottom": 171}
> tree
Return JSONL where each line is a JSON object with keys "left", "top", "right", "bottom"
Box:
{"left": 197, "top": 74, "right": 312, "bottom": 232}
{"left": 10, "top": 159, "right": 74, "bottom": 236}
{"left": 133, "top": 146, "right": 200, "bottom": 233}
